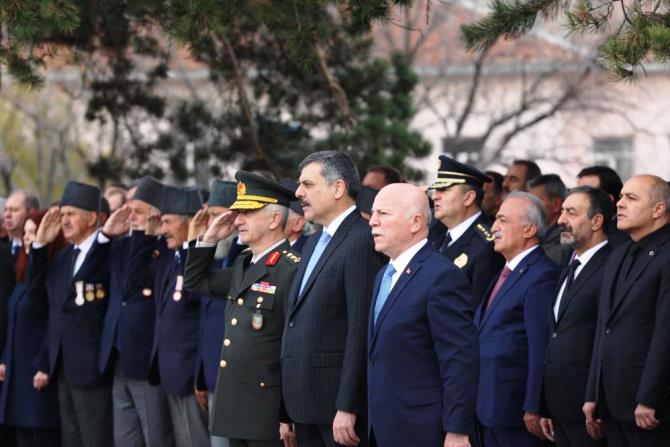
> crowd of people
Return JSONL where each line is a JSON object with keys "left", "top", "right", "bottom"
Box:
{"left": 0, "top": 150, "right": 668, "bottom": 447}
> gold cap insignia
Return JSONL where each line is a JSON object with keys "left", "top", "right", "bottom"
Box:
{"left": 237, "top": 181, "right": 246, "bottom": 196}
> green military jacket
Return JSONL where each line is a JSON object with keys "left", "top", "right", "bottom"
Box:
{"left": 184, "top": 239, "right": 300, "bottom": 440}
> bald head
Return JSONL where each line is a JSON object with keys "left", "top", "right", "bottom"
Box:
{"left": 369, "top": 184, "right": 430, "bottom": 259}
{"left": 617, "top": 174, "right": 670, "bottom": 241}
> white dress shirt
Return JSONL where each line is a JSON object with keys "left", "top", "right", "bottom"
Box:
{"left": 388, "top": 239, "right": 428, "bottom": 289}
{"left": 506, "top": 245, "right": 539, "bottom": 271}
{"left": 446, "top": 211, "right": 482, "bottom": 247}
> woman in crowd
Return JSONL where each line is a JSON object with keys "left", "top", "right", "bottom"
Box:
{"left": 0, "top": 209, "right": 65, "bottom": 446}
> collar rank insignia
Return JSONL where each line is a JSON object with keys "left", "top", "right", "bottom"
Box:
{"left": 266, "top": 251, "right": 280, "bottom": 266}
{"left": 454, "top": 253, "right": 468, "bottom": 268}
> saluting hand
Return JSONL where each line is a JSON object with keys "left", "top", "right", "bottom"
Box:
{"left": 35, "top": 207, "right": 61, "bottom": 246}
{"left": 188, "top": 207, "right": 209, "bottom": 242}
{"left": 202, "top": 211, "right": 237, "bottom": 244}
{"left": 145, "top": 209, "right": 162, "bottom": 236}
{"left": 103, "top": 204, "right": 131, "bottom": 237}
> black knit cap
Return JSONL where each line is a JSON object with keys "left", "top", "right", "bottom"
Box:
{"left": 208, "top": 180, "right": 237, "bottom": 208}
{"left": 160, "top": 186, "right": 202, "bottom": 216}
{"left": 229, "top": 171, "right": 295, "bottom": 211}
{"left": 60, "top": 181, "right": 101, "bottom": 212}
{"left": 132, "top": 176, "right": 164, "bottom": 209}
{"left": 429, "top": 155, "right": 491, "bottom": 190}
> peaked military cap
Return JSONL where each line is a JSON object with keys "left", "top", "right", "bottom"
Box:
{"left": 160, "top": 186, "right": 202, "bottom": 216}
{"left": 356, "top": 186, "right": 379, "bottom": 215}
{"left": 279, "top": 178, "right": 303, "bottom": 216}
{"left": 429, "top": 155, "right": 491, "bottom": 190}
{"left": 132, "top": 176, "right": 164, "bottom": 209}
{"left": 230, "top": 171, "right": 295, "bottom": 211}
{"left": 60, "top": 181, "right": 101, "bottom": 212}
{"left": 208, "top": 180, "right": 237, "bottom": 208}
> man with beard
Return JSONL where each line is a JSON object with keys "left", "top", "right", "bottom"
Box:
{"left": 540, "top": 186, "right": 613, "bottom": 446}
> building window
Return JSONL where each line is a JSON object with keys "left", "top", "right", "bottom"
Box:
{"left": 592, "top": 137, "right": 634, "bottom": 180}
{"left": 443, "top": 137, "right": 483, "bottom": 164}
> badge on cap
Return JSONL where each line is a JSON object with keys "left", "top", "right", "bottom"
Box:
{"left": 237, "top": 181, "right": 247, "bottom": 196}
{"left": 454, "top": 253, "right": 468, "bottom": 268}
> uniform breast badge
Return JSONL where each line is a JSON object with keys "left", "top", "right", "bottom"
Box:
{"left": 75, "top": 281, "right": 85, "bottom": 306}
{"left": 173, "top": 275, "right": 184, "bottom": 301}
{"left": 252, "top": 311, "right": 264, "bottom": 330}
{"left": 454, "top": 253, "right": 468, "bottom": 268}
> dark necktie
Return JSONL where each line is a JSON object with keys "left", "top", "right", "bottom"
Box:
{"left": 71, "top": 247, "right": 81, "bottom": 278}
{"left": 438, "top": 232, "right": 452, "bottom": 254}
{"left": 564, "top": 258, "right": 581, "bottom": 292}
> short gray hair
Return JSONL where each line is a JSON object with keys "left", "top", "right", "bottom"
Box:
{"left": 507, "top": 191, "right": 547, "bottom": 238}
{"left": 265, "top": 204, "right": 289, "bottom": 230}
{"left": 299, "top": 151, "right": 361, "bottom": 199}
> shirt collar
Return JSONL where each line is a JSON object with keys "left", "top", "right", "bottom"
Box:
{"left": 323, "top": 205, "right": 357, "bottom": 238}
{"left": 506, "top": 244, "right": 539, "bottom": 271}
{"left": 390, "top": 239, "right": 427, "bottom": 276}
{"left": 251, "top": 239, "right": 287, "bottom": 264}
{"left": 74, "top": 230, "right": 98, "bottom": 254}
{"left": 447, "top": 211, "right": 482, "bottom": 243}
{"left": 575, "top": 240, "right": 608, "bottom": 265}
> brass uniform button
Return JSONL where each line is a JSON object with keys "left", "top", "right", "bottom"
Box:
{"left": 257, "top": 297, "right": 264, "bottom": 303}
{"left": 237, "top": 298, "right": 244, "bottom": 306}
{"left": 256, "top": 304, "right": 261, "bottom": 309}
{"left": 231, "top": 318, "right": 238, "bottom": 326}
{"left": 223, "top": 339, "right": 231, "bottom": 347}
{"left": 219, "top": 360, "right": 227, "bottom": 368}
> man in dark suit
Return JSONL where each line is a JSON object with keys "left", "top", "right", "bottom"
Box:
{"left": 584, "top": 175, "right": 670, "bottom": 446}
{"left": 185, "top": 171, "right": 301, "bottom": 447}
{"left": 281, "top": 151, "right": 385, "bottom": 447}
{"left": 475, "top": 192, "right": 560, "bottom": 447}
{"left": 428, "top": 155, "right": 504, "bottom": 305}
{"left": 367, "top": 183, "right": 477, "bottom": 447}
{"left": 528, "top": 174, "right": 571, "bottom": 267}
{"left": 98, "top": 176, "right": 175, "bottom": 447}
{"left": 32, "top": 181, "right": 114, "bottom": 447}
{"left": 128, "top": 186, "right": 209, "bottom": 447}
{"left": 539, "top": 186, "right": 614, "bottom": 446}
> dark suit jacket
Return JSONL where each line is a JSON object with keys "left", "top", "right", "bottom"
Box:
{"left": 428, "top": 214, "right": 504, "bottom": 305}
{"left": 281, "top": 211, "right": 386, "bottom": 425}
{"left": 542, "top": 243, "right": 611, "bottom": 421}
{"left": 99, "top": 235, "right": 162, "bottom": 380}
{"left": 475, "top": 247, "right": 559, "bottom": 427}
{"left": 185, "top": 240, "right": 300, "bottom": 440}
{"left": 0, "top": 242, "right": 16, "bottom": 356}
{"left": 28, "top": 238, "right": 112, "bottom": 387}
{"left": 291, "top": 234, "right": 309, "bottom": 254}
{"left": 586, "top": 224, "right": 670, "bottom": 421}
{"left": 368, "top": 244, "right": 478, "bottom": 445}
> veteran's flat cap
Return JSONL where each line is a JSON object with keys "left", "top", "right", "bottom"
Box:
{"left": 429, "top": 155, "right": 491, "bottom": 190}
{"left": 132, "top": 176, "right": 164, "bottom": 209}
{"left": 60, "top": 181, "right": 101, "bottom": 212}
{"left": 279, "top": 178, "right": 303, "bottom": 215}
{"left": 160, "top": 186, "right": 202, "bottom": 216}
{"left": 229, "top": 171, "right": 295, "bottom": 211}
{"left": 208, "top": 180, "right": 237, "bottom": 209}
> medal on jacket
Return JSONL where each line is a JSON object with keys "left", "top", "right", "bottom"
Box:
{"left": 95, "top": 283, "right": 106, "bottom": 300}
{"left": 85, "top": 283, "right": 95, "bottom": 302}
{"left": 251, "top": 310, "right": 263, "bottom": 330}
{"left": 173, "top": 275, "right": 184, "bottom": 302}
{"left": 75, "top": 281, "right": 85, "bottom": 306}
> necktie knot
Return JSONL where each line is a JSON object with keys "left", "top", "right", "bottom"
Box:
{"left": 383, "top": 263, "right": 396, "bottom": 278}
{"left": 318, "top": 231, "right": 332, "bottom": 245}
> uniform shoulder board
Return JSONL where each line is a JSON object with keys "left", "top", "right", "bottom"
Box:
{"left": 241, "top": 247, "right": 252, "bottom": 253}
{"left": 281, "top": 249, "right": 301, "bottom": 264}
{"left": 476, "top": 223, "right": 495, "bottom": 242}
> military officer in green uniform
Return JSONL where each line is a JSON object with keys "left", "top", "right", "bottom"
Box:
{"left": 183, "top": 171, "right": 300, "bottom": 447}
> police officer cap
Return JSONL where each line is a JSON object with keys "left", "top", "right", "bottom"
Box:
{"left": 356, "top": 186, "right": 379, "bottom": 215}
{"left": 60, "top": 181, "right": 101, "bottom": 212}
{"left": 229, "top": 171, "right": 295, "bottom": 211}
{"left": 160, "top": 186, "right": 202, "bottom": 216}
{"left": 132, "top": 176, "right": 164, "bottom": 209}
{"left": 429, "top": 155, "right": 491, "bottom": 190}
{"left": 208, "top": 180, "right": 237, "bottom": 208}
{"left": 279, "top": 178, "right": 303, "bottom": 216}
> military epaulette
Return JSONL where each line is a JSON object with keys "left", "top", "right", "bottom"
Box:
{"left": 476, "top": 223, "right": 495, "bottom": 242}
{"left": 281, "top": 249, "right": 301, "bottom": 264}
{"left": 241, "top": 247, "right": 252, "bottom": 253}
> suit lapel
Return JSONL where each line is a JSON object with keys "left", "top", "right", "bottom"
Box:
{"left": 369, "top": 245, "right": 430, "bottom": 352}
{"left": 556, "top": 246, "right": 609, "bottom": 323}
{"left": 479, "top": 249, "right": 539, "bottom": 332}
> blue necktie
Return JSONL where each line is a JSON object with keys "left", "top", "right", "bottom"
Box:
{"left": 299, "top": 230, "right": 332, "bottom": 295}
{"left": 373, "top": 263, "right": 397, "bottom": 324}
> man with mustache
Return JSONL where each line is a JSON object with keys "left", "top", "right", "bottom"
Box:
{"left": 584, "top": 175, "right": 670, "bottom": 446}
{"left": 475, "top": 192, "right": 559, "bottom": 447}
{"left": 539, "top": 186, "right": 614, "bottom": 446}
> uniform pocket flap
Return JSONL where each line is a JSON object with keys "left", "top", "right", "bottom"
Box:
{"left": 244, "top": 294, "right": 275, "bottom": 310}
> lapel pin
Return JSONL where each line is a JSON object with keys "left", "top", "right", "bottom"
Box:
{"left": 649, "top": 250, "right": 655, "bottom": 256}
{"left": 405, "top": 268, "right": 411, "bottom": 275}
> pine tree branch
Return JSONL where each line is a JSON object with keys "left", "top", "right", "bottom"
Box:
{"left": 315, "top": 45, "right": 355, "bottom": 128}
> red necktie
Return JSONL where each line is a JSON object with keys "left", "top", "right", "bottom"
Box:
{"left": 487, "top": 266, "right": 512, "bottom": 309}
